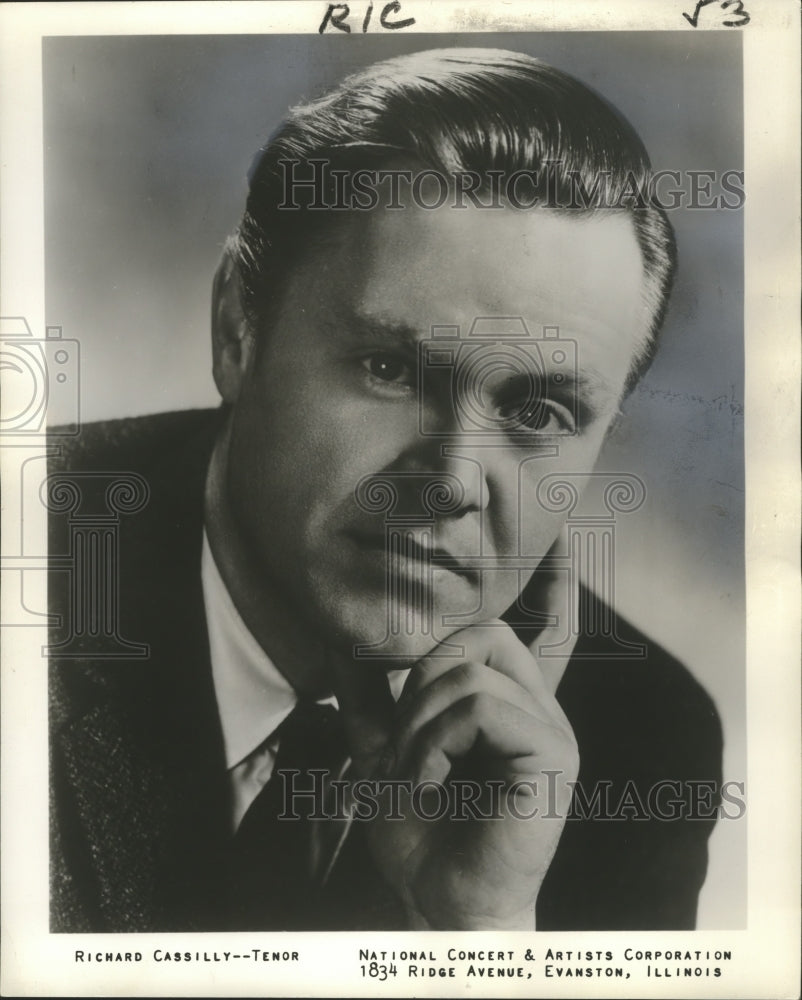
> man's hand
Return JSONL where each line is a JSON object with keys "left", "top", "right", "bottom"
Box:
{"left": 330, "top": 622, "right": 579, "bottom": 930}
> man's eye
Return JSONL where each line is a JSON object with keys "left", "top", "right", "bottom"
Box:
{"left": 499, "top": 398, "right": 576, "bottom": 435}
{"left": 363, "top": 353, "right": 412, "bottom": 384}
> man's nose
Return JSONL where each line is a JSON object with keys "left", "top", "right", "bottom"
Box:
{"left": 392, "top": 430, "right": 489, "bottom": 519}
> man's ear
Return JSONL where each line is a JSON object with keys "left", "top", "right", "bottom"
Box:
{"left": 211, "top": 248, "right": 254, "bottom": 404}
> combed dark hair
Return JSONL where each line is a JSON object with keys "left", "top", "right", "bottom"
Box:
{"left": 228, "top": 48, "right": 677, "bottom": 392}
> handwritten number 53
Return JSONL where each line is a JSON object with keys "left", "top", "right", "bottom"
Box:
{"left": 683, "top": 0, "right": 751, "bottom": 27}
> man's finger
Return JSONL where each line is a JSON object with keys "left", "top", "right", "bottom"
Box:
{"left": 393, "top": 659, "right": 548, "bottom": 761}
{"left": 394, "top": 693, "right": 577, "bottom": 787}
{"left": 400, "top": 621, "right": 566, "bottom": 726}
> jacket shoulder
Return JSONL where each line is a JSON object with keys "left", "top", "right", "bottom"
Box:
{"left": 562, "top": 590, "right": 723, "bottom": 782}
{"left": 47, "top": 408, "right": 220, "bottom": 724}
{"left": 49, "top": 409, "right": 223, "bottom": 474}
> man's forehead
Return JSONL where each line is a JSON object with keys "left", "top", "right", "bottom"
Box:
{"left": 332, "top": 205, "right": 649, "bottom": 366}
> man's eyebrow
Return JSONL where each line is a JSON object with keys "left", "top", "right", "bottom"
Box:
{"left": 328, "top": 309, "right": 623, "bottom": 406}
{"left": 503, "top": 368, "right": 618, "bottom": 426}
{"left": 327, "top": 308, "right": 422, "bottom": 348}
{"left": 546, "top": 368, "right": 619, "bottom": 400}
{"left": 486, "top": 357, "right": 619, "bottom": 401}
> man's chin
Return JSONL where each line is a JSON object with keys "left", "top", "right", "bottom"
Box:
{"left": 328, "top": 627, "right": 444, "bottom": 668}
{"left": 324, "top": 615, "right": 500, "bottom": 671}
{"left": 323, "top": 599, "right": 485, "bottom": 668}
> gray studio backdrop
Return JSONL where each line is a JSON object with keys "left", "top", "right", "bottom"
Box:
{"left": 43, "top": 31, "right": 745, "bottom": 927}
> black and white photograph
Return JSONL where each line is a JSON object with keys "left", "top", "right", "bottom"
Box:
{"left": 0, "top": 2, "right": 799, "bottom": 997}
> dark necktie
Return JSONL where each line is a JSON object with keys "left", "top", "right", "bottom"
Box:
{"left": 224, "top": 700, "right": 349, "bottom": 930}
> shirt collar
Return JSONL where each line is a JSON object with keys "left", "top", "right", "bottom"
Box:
{"left": 202, "top": 531, "right": 301, "bottom": 769}
{"left": 201, "top": 530, "right": 409, "bottom": 770}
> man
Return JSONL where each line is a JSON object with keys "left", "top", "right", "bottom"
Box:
{"left": 48, "top": 48, "right": 722, "bottom": 932}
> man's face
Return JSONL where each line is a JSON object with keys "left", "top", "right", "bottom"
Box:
{"left": 221, "top": 204, "right": 648, "bottom": 663}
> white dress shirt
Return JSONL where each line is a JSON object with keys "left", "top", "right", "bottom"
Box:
{"left": 201, "top": 531, "right": 406, "bottom": 834}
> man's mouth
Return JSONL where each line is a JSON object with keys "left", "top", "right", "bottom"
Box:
{"left": 345, "top": 530, "right": 480, "bottom": 585}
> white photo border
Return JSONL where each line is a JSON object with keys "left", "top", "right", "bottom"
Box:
{"left": 1, "top": 2, "right": 799, "bottom": 997}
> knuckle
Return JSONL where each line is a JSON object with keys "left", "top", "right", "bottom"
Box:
{"left": 414, "top": 658, "right": 442, "bottom": 686}
{"left": 465, "top": 690, "right": 493, "bottom": 718}
{"left": 453, "top": 659, "right": 484, "bottom": 688}
{"left": 484, "top": 618, "right": 517, "bottom": 643}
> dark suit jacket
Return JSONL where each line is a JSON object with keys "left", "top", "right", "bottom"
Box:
{"left": 48, "top": 409, "right": 723, "bottom": 933}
